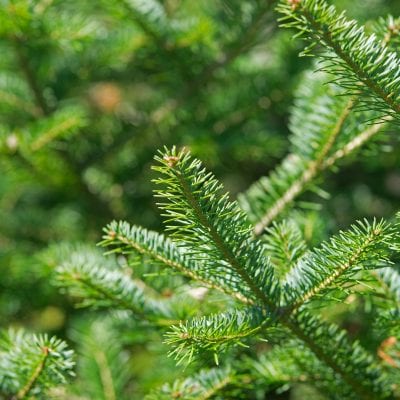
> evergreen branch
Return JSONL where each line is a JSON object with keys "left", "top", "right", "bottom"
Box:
{"left": 152, "top": 148, "right": 394, "bottom": 397}
{"left": 322, "top": 119, "right": 390, "bottom": 169}
{"left": 0, "top": 330, "right": 74, "bottom": 399}
{"left": 283, "top": 219, "right": 393, "bottom": 309}
{"left": 242, "top": 5, "right": 398, "bottom": 234}
{"left": 0, "top": 72, "right": 39, "bottom": 116}
{"left": 55, "top": 252, "right": 180, "bottom": 325}
{"left": 70, "top": 318, "right": 131, "bottom": 400}
{"left": 252, "top": 96, "right": 354, "bottom": 235}
{"left": 374, "top": 15, "right": 400, "bottom": 49}
{"left": 93, "top": 350, "right": 117, "bottom": 400}
{"left": 29, "top": 107, "right": 88, "bottom": 152}
{"left": 165, "top": 308, "right": 267, "bottom": 365}
{"left": 105, "top": 219, "right": 391, "bottom": 396}
{"left": 15, "top": 347, "right": 49, "bottom": 399}
{"left": 284, "top": 312, "right": 392, "bottom": 400}
{"left": 145, "top": 367, "right": 234, "bottom": 400}
{"left": 264, "top": 219, "right": 308, "bottom": 278}
{"left": 278, "top": 0, "right": 400, "bottom": 118}
{"left": 100, "top": 221, "right": 251, "bottom": 304}
{"left": 240, "top": 68, "right": 382, "bottom": 232}
{"left": 153, "top": 147, "right": 279, "bottom": 306}
{"left": 376, "top": 266, "right": 400, "bottom": 303}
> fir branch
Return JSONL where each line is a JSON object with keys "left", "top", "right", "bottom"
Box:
{"left": 278, "top": 0, "right": 400, "bottom": 118}
{"left": 282, "top": 219, "right": 394, "bottom": 309}
{"left": 322, "top": 118, "right": 390, "bottom": 169}
{"left": 264, "top": 219, "right": 308, "bottom": 278}
{"left": 240, "top": 68, "right": 386, "bottom": 233}
{"left": 100, "top": 221, "right": 251, "bottom": 304}
{"left": 0, "top": 330, "right": 74, "bottom": 399}
{"left": 145, "top": 367, "right": 234, "bottom": 400}
{"left": 284, "top": 313, "right": 392, "bottom": 400}
{"left": 252, "top": 96, "right": 352, "bottom": 235}
{"left": 15, "top": 346, "right": 50, "bottom": 400}
{"left": 55, "top": 251, "right": 181, "bottom": 325}
{"left": 150, "top": 147, "right": 395, "bottom": 399}
{"left": 70, "top": 318, "right": 131, "bottom": 400}
{"left": 376, "top": 266, "right": 400, "bottom": 303}
{"left": 153, "top": 147, "right": 279, "bottom": 306}
{"left": 165, "top": 308, "right": 267, "bottom": 365}
{"left": 29, "top": 106, "right": 88, "bottom": 152}
{"left": 242, "top": 4, "right": 398, "bottom": 234}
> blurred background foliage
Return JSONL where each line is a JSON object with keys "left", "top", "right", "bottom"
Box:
{"left": 1, "top": 0, "right": 400, "bottom": 398}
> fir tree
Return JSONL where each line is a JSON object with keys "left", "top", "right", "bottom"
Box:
{"left": 2, "top": 0, "right": 400, "bottom": 399}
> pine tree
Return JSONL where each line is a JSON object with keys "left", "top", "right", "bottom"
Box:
{"left": 2, "top": 0, "right": 400, "bottom": 399}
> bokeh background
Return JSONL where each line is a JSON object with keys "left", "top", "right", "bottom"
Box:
{"left": 1, "top": 0, "right": 400, "bottom": 398}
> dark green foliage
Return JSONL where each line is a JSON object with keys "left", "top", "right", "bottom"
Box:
{"left": 2, "top": 0, "right": 400, "bottom": 399}
{"left": 96, "top": 147, "right": 399, "bottom": 399}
